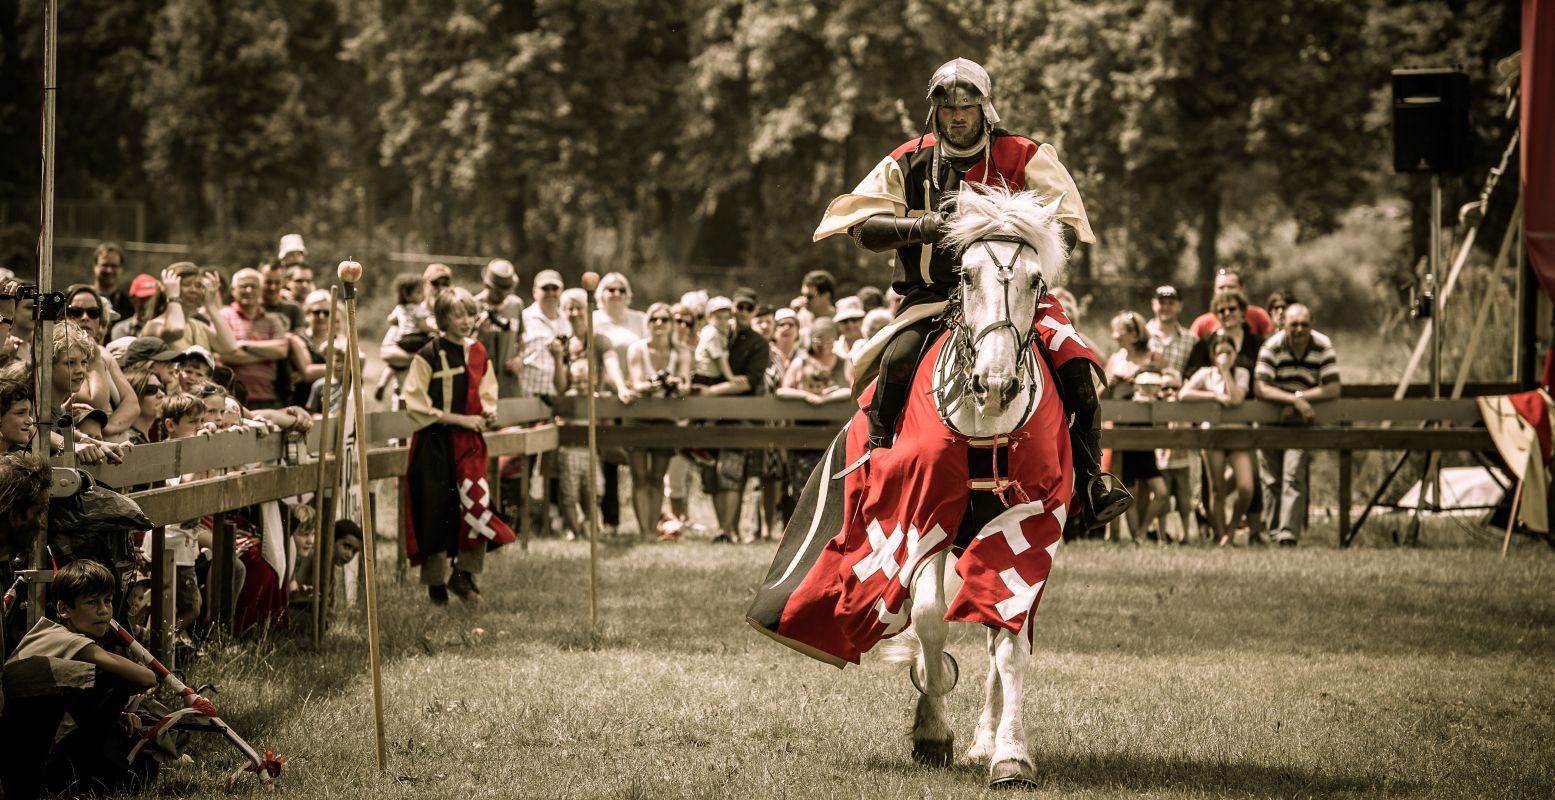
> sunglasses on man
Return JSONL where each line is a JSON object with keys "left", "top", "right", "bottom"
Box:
{"left": 66, "top": 307, "right": 103, "bottom": 320}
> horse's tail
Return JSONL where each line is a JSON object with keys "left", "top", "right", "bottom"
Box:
{"left": 877, "top": 623, "right": 921, "bottom": 669}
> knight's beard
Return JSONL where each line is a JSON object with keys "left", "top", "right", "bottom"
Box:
{"left": 942, "top": 126, "right": 980, "bottom": 148}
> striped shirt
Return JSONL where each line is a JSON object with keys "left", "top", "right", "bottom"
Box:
{"left": 218, "top": 303, "right": 287, "bottom": 405}
{"left": 1255, "top": 330, "right": 1339, "bottom": 393}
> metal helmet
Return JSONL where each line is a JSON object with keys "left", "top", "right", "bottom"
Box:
{"left": 925, "top": 58, "right": 1001, "bottom": 127}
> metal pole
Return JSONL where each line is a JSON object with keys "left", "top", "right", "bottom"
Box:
{"left": 311, "top": 286, "right": 340, "bottom": 645}
{"left": 338, "top": 260, "right": 388, "bottom": 771}
{"left": 29, "top": 0, "right": 59, "bottom": 627}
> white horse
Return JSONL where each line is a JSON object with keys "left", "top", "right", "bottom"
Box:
{"left": 882, "top": 185, "right": 1071, "bottom": 790}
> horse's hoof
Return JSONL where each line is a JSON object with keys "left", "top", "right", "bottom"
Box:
{"left": 988, "top": 759, "right": 1037, "bottom": 790}
{"left": 911, "top": 737, "right": 955, "bottom": 766}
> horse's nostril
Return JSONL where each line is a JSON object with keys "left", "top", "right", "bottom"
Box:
{"left": 970, "top": 374, "right": 987, "bottom": 397}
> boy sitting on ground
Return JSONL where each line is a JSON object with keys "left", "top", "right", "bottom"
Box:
{"left": 1, "top": 560, "right": 159, "bottom": 797}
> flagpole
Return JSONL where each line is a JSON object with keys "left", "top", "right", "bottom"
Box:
{"left": 311, "top": 286, "right": 340, "bottom": 645}
{"left": 338, "top": 260, "right": 387, "bottom": 771}
{"left": 1501, "top": 478, "right": 1524, "bottom": 559}
{"left": 580, "top": 271, "right": 600, "bottom": 632}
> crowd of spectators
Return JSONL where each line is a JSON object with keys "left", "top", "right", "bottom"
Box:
{"left": 0, "top": 235, "right": 1346, "bottom": 793}
{"left": 1102, "top": 270, "right": 1341, "bottom": 546}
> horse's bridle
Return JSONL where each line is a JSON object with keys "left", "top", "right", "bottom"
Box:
{"left": 948, "top": 234, "right": 1044, "bottom": 406}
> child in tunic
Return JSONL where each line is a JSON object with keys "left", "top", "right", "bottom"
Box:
{"left": 2, "top": 560, "right": 158, "bottom": 797}
{"left": 400, "top": 287, "right": 516, "bottom": 605}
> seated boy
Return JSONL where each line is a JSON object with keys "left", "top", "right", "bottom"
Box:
{"left": 1, "top": 560, "right": 158, "bottom": 797}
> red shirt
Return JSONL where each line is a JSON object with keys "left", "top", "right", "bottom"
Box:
{"left": 1190, "top": 305, "right": 1274, "bottom": 340}
{"left": 218, "top": 303, "right": 286, "bottom": 404}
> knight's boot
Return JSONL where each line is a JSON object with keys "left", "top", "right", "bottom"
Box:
{"left": 866, "top": 406, "right": 895, "bottom": 451}
{"left": 1073, "top": 429, "right": 1132, "bottom": 530}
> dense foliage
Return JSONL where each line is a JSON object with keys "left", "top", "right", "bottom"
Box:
{"left": 0, "top": 0, "right": 1519, "bottom": 315}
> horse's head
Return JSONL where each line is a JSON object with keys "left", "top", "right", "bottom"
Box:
{"left": 941, "top": 185, "right": 1067, "bottom": 421}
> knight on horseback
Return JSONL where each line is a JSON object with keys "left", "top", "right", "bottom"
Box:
{"left": 813, "top": 57, "right": 1131, "bottom": 530}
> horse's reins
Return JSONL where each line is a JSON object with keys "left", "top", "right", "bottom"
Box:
{"left": 941, "top": 234, "right": 1043, "bottom": 414}
{"left": 934, "top": 234, "right": 1050, "bottom": 506}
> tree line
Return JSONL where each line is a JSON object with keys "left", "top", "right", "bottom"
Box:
{"left": 0, "top": 0, "right": 1520, "bottom": 312}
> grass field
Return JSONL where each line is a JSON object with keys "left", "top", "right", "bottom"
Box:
{"left": 152, "top": 533, "right": 1555, "bottom": 799}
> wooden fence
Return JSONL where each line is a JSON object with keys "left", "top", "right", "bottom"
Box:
{"left": 53, "top": 392, "right": 1496, "bottom": 659}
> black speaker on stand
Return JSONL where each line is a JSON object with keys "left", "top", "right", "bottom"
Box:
{"left": 1392, "top": 67, "right": 1471, "bottom": 544}
{"left": 1392, "top": 68, "right": 1471, "bottom": 175}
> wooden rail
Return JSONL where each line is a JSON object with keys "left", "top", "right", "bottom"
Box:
{"left": 45, "top": 393, "right": 1498, "bottom": 660}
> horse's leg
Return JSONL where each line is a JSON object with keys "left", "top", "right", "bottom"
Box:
{"left": 965, "top": 626, "right": 1001, "bottom": 763}
{"left": 987, "top": 627, "right": 1037, "bottom": 789}
{"left": 909, "top": 551, "right": 956, "bottom": 766}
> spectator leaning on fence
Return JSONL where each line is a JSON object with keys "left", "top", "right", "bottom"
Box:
{"left": 1180, "top": 331, "right": 1256, "bottom": 546}
{"left": 626, "top": 302, "right": 691, "bottom": 541}
{"left": 700, "top": 287, "right": 770, "bottom": 544}
{"left": 64, "top": 284, "right": 140, "bottom": 440}
{"left": 519, "top": 269, "right": 569, "bottom": 402}
{"left": 218, "top": 268, "right": 293, "bottom": 410}
{"left": 1253, "top": 303, "right": 1340, "bottom": 547}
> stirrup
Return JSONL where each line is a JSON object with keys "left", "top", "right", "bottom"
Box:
{"left": 1084, "top": 473, "right": 1133, "bottom": 530}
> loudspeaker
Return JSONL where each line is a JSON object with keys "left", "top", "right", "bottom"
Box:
{"left": 1392, "top": 68, "right": 1471, "bottom": 174}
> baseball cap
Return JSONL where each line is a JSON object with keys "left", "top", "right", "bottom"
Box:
{"left": 732, "top": 287, "right": 759, "bottom": 307}
{"left": 533, "top": 269, "right": 564, "bottom": 290}
{"left": 423, "top": 263, "right": 453, "bottom": 284}
{"left": 178, "top": 345, "right": 216, "bottom": 370}
{"left": 483, "top": 259, "right": 517, "bottom": 291}
{"left": 774, "top": 308, "right": 798, "bottom": 323}
{"left": 118, "top": 336, "right": 182, "bottom": 369}
{"left": 1154, "top": 285, "right": 1180, "bottom": 300}
{"left": 129, "top": 273, "right": 160, "bottom": 299}
{"left": 834, "top": 297, "right": 865, "bottom": 322}
{"left": 706, "top": 296, "right": 733, "bottom": 315}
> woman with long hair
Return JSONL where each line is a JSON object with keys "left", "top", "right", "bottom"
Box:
{"left": 121, "top": 362, "right": 167, "bottom": 446}
{"left": 63, "top": 284, "right": 140, "bottom": 439}
{"left": 625, "top": 302, "right": 691, "bottom": 541}
{"left": 1104, "top": 310, "right": 1168, "bottom": 543}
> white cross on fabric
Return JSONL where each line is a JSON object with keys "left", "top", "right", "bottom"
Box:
{"left": 853, "top": 519, "right": 905, "bottom": 582}
{"left": 994, "top": 568, "right": 1045, "bottom": 621}
{"left": 460, "top": 477, "right": 500, "bottom": 541}
{"left": 874, "top": 596, "right": 909, "bottom": 635}
{"left": 897, "top": 523, "right": 948, "bottom": 587}
{"left": 1039, "top": 316, "right": 1077, "bottom": 353}
{"left": 976, "top": 500, "right": 1046, "bottom": 555}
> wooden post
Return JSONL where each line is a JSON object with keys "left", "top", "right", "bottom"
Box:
{"left": 1337, "top": 451, "right": 1352, "bottom": 547}
{"left": 338, "top": 259, "right": 388, "bottom": 772}
{"left": 312, "top": 286, "right": 340, "bottom": 646}
{"left": 581, "top": 271, "right": 601, "bottom": 631}
{"left": 209, "top": 515, "right": 234, "bottom": 628}
{"left": 1501, "top": 478, "right": 1524, "bottom": 558}
{"left": 148, "top": 525, "right": 168, "bottom": 660}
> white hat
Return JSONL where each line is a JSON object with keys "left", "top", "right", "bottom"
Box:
{"left": 178, "top": 345, "right": 216, "bottom": 370}
{"left": 834, "top": 297, "right": 865, "bottom": 322}
{"left": 706, "top": 296, "right": 733, "bottom": 315}
{"left": 277, "top": 233, "right": 307, "bottom": 260}
{"left": 774, "top": 308, "right": 798, "bottom": 323}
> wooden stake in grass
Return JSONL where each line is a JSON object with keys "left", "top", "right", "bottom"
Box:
{"left": 312, "top": 285, "right": 340, "bottom": 647}
{"left": 1502, "top": 478, "right": 1524, "bottom": 559}
{"left": 580, "top": 270, "right": 601, "bottom": 632}
{"left": 338, "top": 259, "right": 388, "bottom": 771}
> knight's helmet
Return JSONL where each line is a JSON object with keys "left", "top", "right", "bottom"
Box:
{"left": 924, "top": 58, "right": 1001, "bottom": 136}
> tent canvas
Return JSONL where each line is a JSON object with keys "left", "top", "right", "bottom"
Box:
{"left": 1396, "top": 466, "right": 1510, "bottom": 515}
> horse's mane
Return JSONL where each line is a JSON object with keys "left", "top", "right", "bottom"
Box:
{"left": 940, "top": 184, "right": 1068, "bottom": 287}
